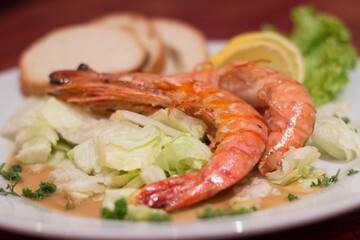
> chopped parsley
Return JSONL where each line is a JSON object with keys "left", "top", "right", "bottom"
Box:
{"left": 287, "top": 193, "right": 298, "bottom": 201}
{"left": 0, "top": 163, "right": 22, "bottom": 183}
{"left": 102, "top": 198, "right": 171, "bottom": 221}
{"left": 0, "top": 163, "right": 22, "bottom": 196}
{"left": 147, "top": 213, "right": 171, "bottom": 222}
{"left": 102, "top": 198, "right": 128, "bottom": 220}
{"left": 197, "top": 206, "right": 256, "bottom": 219}
{"left": 311, "top": 169, "right": 340, "bottom": 187}
{"left": 0, "top": 187, "right": 19, "bottom": 197}
{"left": 9, "top": 164, "right": 22, "bottom": 173}
{"left": 257, "top": 124, "right": 263, "bottom": 128}
{"left": 22, "top": 182, "right": 56, "bottom": 201}
{"left": 347, "top": 169, "right": 359, "bottom": 176}
{"left": 333, "top": 115, "right": 350, "bottom": 124}
{"left": 65, "top": 203, "right": 76, "bottom": 210}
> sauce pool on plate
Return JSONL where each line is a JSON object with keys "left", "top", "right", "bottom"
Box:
{"left": 5, "top": 156, "right": 317, "bottom": 221}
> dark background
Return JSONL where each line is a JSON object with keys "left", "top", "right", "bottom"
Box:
{"left": 0, "top": 0, "right": 360, "bottom": 239}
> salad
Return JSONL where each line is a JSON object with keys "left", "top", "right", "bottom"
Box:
{"left": 0, "top": 6, "right": 359, "bottom": 222}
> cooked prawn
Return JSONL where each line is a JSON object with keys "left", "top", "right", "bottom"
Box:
{"left": 218, "top": 61, "right": 316, "bottom": 175}
{"left": 47, "top": 65, "right": 268, "bottom": 211}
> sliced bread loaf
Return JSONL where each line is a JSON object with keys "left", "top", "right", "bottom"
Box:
{"left": 91, "top": 13, "right": 165, "bottom": 73}
{"left": 20, "top": 24, "right": 146, "bottom": 96}
{"left": 152, "top": 18, "right": 208, "bottom": 75}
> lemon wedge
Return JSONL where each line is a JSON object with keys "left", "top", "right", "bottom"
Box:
{"left": 210, "top": 32, "right": 304, "bottom": 83}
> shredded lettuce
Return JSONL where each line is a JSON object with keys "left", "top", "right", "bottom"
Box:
{"left": 15, "top": 136, "right": 52, "bottom": 164}
{"left": 283, "top": 168, "right": 327, "bottom": 193}
{"left": 124, "top": 175, "right": 145, "bottom": 189}
{"left": 47, "top": 150, "right": 75, "bottom": 169}
{"left": 48, "top": 168, "right": 112, "bottom": 201}
{"left": 155, "top": 134, "right": 212, "bottom": 176}
{"left": 2, "top": 97, "right": 213, "bottom": 199}
{"left": 102, "top": 189, "right": 170, "bottom": 221}
{"left": 316, "top": 99, "right": 350, "bottom": 118}
{"left": 68, "top": 138, "right": 99, "bottom": 174}
{"left": 98, "top": 124, "right": 163, "bottom": 172}
{"left": 140, "top": 165, "right": 167, "bottom": 185}
{"left": 149, "top": 108, "right": 207, "bottom": 139}
{"left": 14, "top": 122, "right": 58, "bottom": 150}
{"left": 40, "top": 98, "right": 83, "bottom": 133}
{"left": 41, "top": 98, "right": 106, "bottom": 145}
{"left": 233, "top": 177, "right": 280, "bottom": 199}
{"left": 308, "top": 116, "right": 360, "bottom": 161}
{"left": 266, "top": 146, "right": 321, "bottom": 185}
{"left": 102, "top": 188, "right": 136, "bottom": 210}
{"left": 110, "top": 110, "right": 182, "bottom": 137}
{"left": 1, "top": 97, "right": 46, "bottom": 140}
{"left": 112, "top": 170, "right": 141, "bottom": 188}
{"left": 307, "top": 100, "right": 360, "bottom": 161}
{"left": 290, "top": 6, "right": 357, "bottom": 106}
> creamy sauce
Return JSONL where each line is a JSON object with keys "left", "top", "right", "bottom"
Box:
{"left": 7, "top": 156, "right": 102, "bottom": 219}
{"left": 5, "top": 156, "right": 318, "bottom": 221}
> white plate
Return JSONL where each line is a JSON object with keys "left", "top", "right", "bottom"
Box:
{"left": 1, "top": 43, "right": 360, "bottom": 239}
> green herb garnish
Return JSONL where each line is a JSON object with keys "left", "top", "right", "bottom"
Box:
{"left": 102, "top": 198, "right": 171, "bottom": 221}
{"left": 65, "top": 203, "right": 76, "bottom": 210}
{"left": 197, "top": 206, "right": 256, "bottom": 219}
{"left": 341, "top": 117, "right": 350, "bottom": 124}
{"left": 347, "top": 169, "right": 359, "bottom": 176}
{"left": 9, "top": 164, "right": 22, "bottom": 173}
{"left": 0, "top": 163, "right": 22, "bottom": 183}
{"left": 148, "top": 213, "right": 171, "bottom": 222}
{"left": 0, "top": 163, "right": 22, "bottom": 196}
{"left": 287, "top": 193, "right": 298, "bottom": 201}
{"left": 102, "top": 198, "right": 128, "bottom": 220}
{"left": 0, "top": 187, "right": 19, "bottom": 197}
{"left": 22, "top": 182, "right": 56, "bottom": 201}
{"left": 333, "top": 115, "right": 350, "bottom": 124}
{"left": 311, "top": 169, "right": 340, "bottom": 187}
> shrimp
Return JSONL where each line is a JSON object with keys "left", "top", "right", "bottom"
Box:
{"left": 218, "top": 61, "right": 316, "bottom": 175}
{"left": 47, "top": 65, "right": 268, "bottom": 211}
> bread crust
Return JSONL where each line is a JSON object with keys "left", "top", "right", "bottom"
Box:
{"left": 19, "top": 24, "right": 146, "bottom": 96}
{"left": 152, "top": 18, "right": 208, "bottom": 74}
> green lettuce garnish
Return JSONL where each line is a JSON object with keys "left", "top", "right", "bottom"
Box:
{"left": 266, "top": 146, "right": 320, "bottom": 185}
{"left": 290, "top": 6, "right": 357, "bottom": 106}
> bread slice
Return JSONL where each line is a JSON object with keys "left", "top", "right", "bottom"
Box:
{"left": 91, "top": 13, "right": 165, "bottom": 73}
{"left": 20, "top": 24, "right": 146, "bottom": 96}
{"left": 152, "top": 18, "right": 208, "bottom": 75}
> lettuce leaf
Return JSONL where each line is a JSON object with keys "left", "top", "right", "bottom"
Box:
{"left": 290, "top": 6, "right": 357, "bottom": 106}
{"left": 266, "top": 146, "right": 320, "bottom": 185}
{"left": 149, "top": 108, "right": 207, "bottom": 139}
{"left": 47, "top": 150, "right": 75, "bottom": 169}
{"left": 48, "top": 168, "right": 112, "bottom": 201}
{"left": 155, "top": 134, "right": 212, "bottom": 176}
{"left": 140, "top": 165, "right": 166, "bottom": 185}
{"left": 308, "top": 116, "right": 360, "bottom": 160}
{"left": 282, "top": 167, "right": 326, "bottom": 193}
{"left": 1, "top": 97, "right": 46, "bottom": 140}
{"left": 40, "top": 97, "right": 83, "bottom": 134}
{"left": 307, "top": 100, "right": 360, "bottom": 161}
{"left": 102, "top": 189, "right": 170, "bottom": 221}
{"left": 68, "top": 138, "right": 99, "bottom": 174}
{"left": 110, "top": 110, "right": 181, "bottom": 137}
{"left": 15, "top": 136, "right": 52, "bottom": 164}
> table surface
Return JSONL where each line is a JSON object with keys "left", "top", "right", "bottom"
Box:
{"left": 0, "top": 0, "right": 360, "bottom": 239}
